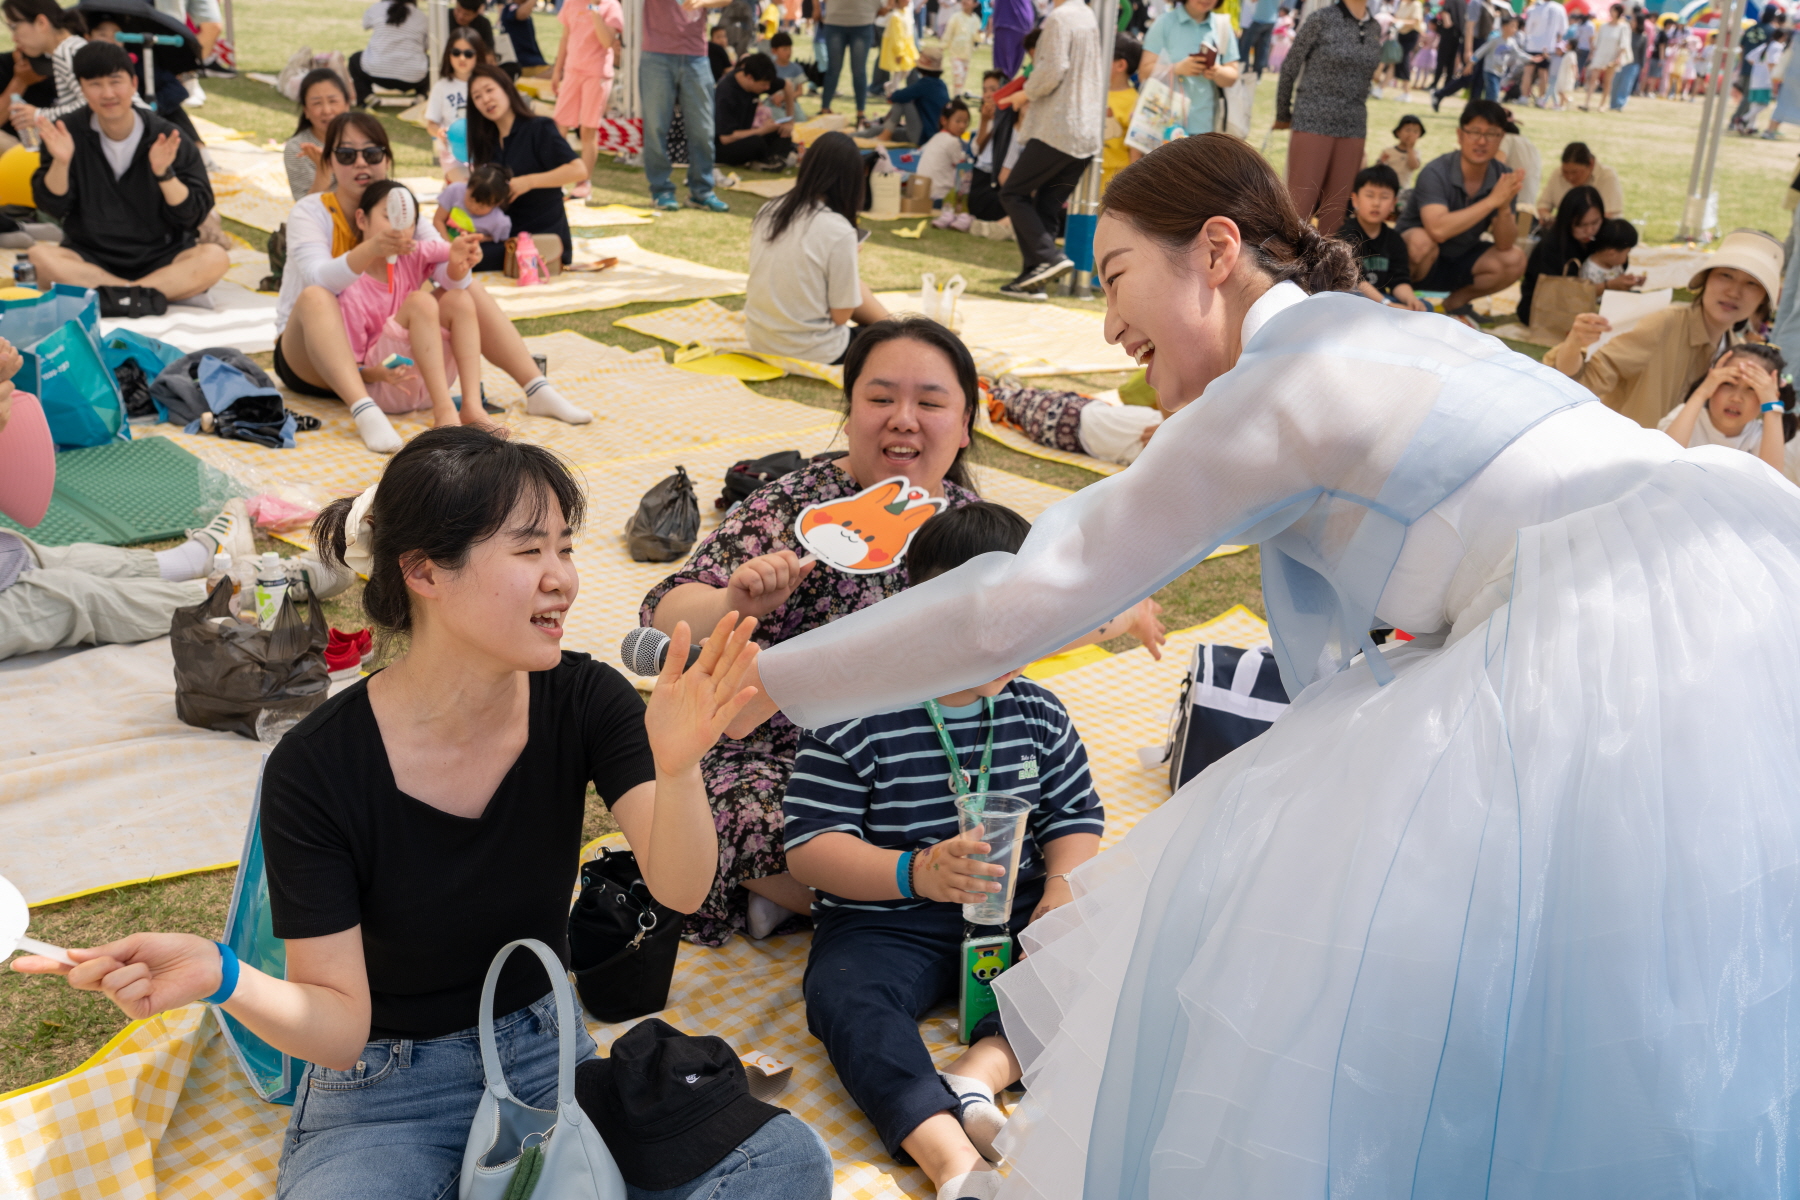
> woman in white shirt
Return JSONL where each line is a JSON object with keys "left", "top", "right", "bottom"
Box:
{"left": 744, "top": 132, "right": 889, "bottom": 365}
{"left": 348, "top": 0, "right": 430, "bottom": 105}
{"left": 275, "top": 113, "right": 590, "bottom": 453}
{"left": 425, "top": 27, "right": 492, "bottom": 180}
{"left": 729, "top": 133, "right": 1800, "bottom": 1198}
{"left": 1660, "top": 341, "right": 1800, "bottom": 482}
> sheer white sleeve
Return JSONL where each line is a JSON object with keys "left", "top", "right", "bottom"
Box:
{"left": 760, "top": 292, "right": 1449, "bottom": 729}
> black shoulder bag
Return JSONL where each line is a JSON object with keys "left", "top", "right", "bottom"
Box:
{"left": 568, "top": 848, "right": 684, "bottom": 1023}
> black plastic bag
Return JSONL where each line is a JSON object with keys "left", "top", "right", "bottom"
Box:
{"left": 172, "top": 577, "right": 330, "bottom": 740}
{"left": 113, "top": 358, "right": 156, "bottom": 419}
{"left": 625, "top": 466, "right": 699, "bottom": 563}
{"left": 569, "top": 848, "right": 683, "bottom": 1023}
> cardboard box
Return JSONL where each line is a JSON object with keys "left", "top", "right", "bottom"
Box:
{"left": 900, "top": 175, "right": 933, "bottom": 215}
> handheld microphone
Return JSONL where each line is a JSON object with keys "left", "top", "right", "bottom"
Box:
{"left": 620, "top": 626, "right": 703, "bottom": 677}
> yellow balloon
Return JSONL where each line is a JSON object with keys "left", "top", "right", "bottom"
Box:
{"left": 0, "top": 146, "right": 39, "bottom": 208}
{"left": 0, "top": 287, "right": 41, "bottom": 301}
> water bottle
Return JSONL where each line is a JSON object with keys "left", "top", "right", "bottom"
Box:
{"left": 11, "top": 98, "right": 37, "bottom": 151}
{"left": 12, "top": 260, "right": 35, "bottom": 288}
{"left": 253, "top": 551, "right": 287, "bottom": 627}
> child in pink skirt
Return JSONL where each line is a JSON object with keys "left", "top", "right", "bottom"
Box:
{"left": 552, "top": 0, "right": 623, "bottom": 200}
{"left": 339, "top": 180, "right": 487, "bottom": 429}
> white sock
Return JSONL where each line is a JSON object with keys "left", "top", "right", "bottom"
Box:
{"left": 524, "top": 376, "right": 591, "bottom": 425}
{"left": 943, "top": 1072, "right": 1006, "bottom": 1163}
{"left": 936, "top": 1166, "right": 1001, "bottom": 1200}
{"left": 350, "top": 399, "right": 404, "bottom": 454}
{"left": 154, "top": 537, "right": 215, "bottom": 582}
{"left": 746, "top": 893, "right": 788, "bottom": 940}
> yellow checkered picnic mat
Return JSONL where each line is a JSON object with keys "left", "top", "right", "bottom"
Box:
{"left": 477, "top": 237, "right": 748, "bottom": 321}
{"left": 0, "top": 608, "right": 1268, "bottom": 1200}
{"left": 141, "top": 331, "right": 1072, "bottom": 674}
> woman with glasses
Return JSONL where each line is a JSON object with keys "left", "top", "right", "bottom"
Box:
{"left": 274, "top": 111, "right": 592, "bottom": 454}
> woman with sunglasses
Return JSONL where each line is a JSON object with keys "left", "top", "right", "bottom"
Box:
{"left": 427, "top": 28, "right": 492, "bottom": 182}
{"left": 275, "top": 112, "right": 592, "bottom": 453}
{"left": 465, "top": 64, "right": 586, "bottom": 269}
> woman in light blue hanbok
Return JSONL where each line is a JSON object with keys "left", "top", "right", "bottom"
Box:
{"left": 735, "top": 133, "right": 1800, "bottom": 1200}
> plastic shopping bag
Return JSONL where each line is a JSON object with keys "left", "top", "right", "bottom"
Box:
{"left": 1124, "top": 66, "right": 1190, "bottom": 154}
{"left": 625, "top": 466, "right": 700, "bottom": 562}
{"left": 919, "top": 272, "right": 967, "bottom": 332}
{"left": 172, "top": 578, "right": 330, "bottom": 740}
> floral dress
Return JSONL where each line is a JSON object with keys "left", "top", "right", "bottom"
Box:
{"left": 640, "top": 459, "right": 978, "bottom": 944}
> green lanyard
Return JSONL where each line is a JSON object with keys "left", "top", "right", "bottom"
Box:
{"left": 922, "top": 697, "right": 995, "bottom": 797}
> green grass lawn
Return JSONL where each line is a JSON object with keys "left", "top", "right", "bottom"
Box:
{"left": 1, "top": 1, "right": 1787, "bottom": 1095}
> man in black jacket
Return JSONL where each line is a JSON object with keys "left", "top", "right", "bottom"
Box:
{"left": 27, "top": 40, "right": 226, "bottom": 310}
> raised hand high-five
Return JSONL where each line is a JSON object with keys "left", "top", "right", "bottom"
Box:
{"left": 35, "top": 114, "right": 73, "bottom": 164}
{"left": 644, "top": 610, "right": 763, "bottom": 776}
{"left": 147, "top": 129, "right": 182, "bottom": 179}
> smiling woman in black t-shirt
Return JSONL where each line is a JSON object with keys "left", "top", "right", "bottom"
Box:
{"left": 466, "top": 63, "right": 585, "bottom": 266}
{"left": 15, "top": 427, "right": 834, "bottom": 1200}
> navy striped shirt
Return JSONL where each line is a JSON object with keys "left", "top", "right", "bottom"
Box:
{"left": 783, "top": 679, "right": 1104, "bottom": 912}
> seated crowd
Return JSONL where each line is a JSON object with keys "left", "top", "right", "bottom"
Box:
{"left": 10, "top": 8, "right": 1800, "bottom": 1200}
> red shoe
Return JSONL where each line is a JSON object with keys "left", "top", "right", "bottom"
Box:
{"left": 326, "top": 627, "right": 370, "bottom": 680}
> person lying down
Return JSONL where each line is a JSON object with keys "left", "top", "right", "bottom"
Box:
{"left": 985, "top": 380, "right": 1162, "bottom": 466}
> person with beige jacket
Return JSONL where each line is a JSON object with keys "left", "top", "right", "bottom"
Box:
{"left": 1546, "top": 227, "right": 1784, "bottom": 428}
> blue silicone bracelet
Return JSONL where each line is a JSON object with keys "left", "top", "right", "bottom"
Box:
{"left": 206, "top": 941, "right": 240, "bottom": 1005}
{"left": 896, "top": 850, "right": 915, "bottom": 900}
{"left": 1764, "top": 401, "right": 1785, "bottom": 413}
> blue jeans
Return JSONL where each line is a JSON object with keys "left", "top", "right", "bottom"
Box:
{"left": 276, "top": 991, "right": 832, "bottom": 1200}
{"left": 1482, "top": 70, "right": 1501, "bottom": 100}
{"left": 1242, "top": 20, "right": 1275, "bottom": 74}
{"left": 640, "top": 51, "right": 717, "bottom": 202}
{"left": 1610, "top": 61, "right": 1640, "bottom": 109}
{"left": 819, "top": 22, "right": 876, "bottom": 114}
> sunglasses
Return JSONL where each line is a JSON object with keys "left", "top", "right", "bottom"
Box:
{"left": 449, "top": 48, "right": 476, "bottom": 58}
{"left": 333, "top": 146, "right": 388, "bottom": 164}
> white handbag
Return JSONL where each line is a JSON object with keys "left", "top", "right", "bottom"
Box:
{"left": 459, "top": 939, "right": 628, "bottom": 1200}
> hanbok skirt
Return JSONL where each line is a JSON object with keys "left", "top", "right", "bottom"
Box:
{"left": 994, "top": 450, "right": 1800, "bottom": 1199}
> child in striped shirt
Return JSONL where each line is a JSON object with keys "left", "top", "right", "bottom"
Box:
{"left": 784, "top": 502, "right": 1104, "bottom": 1200}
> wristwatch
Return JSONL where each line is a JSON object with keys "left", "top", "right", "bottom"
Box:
{"left": 155, "top": 166, "right": 177, "bottom": 182}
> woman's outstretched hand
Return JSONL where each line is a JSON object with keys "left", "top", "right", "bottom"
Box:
{"left": 645, "top": 611, "right": 762, "bottom": 775}
{"left": 13, "top": 932, "right": 222, "bottom": 1021}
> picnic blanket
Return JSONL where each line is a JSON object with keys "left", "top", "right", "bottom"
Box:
{"left": 477, "top": 236, "right": 748, "bottom": 319}
{"left": 616, "top": 296, "right": 1136, "bottom": 385}
{"left": 0, "top": 607, "right": 1271, "bottom": 1200}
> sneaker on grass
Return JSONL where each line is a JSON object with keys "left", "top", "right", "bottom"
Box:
{"left": 687, "top": 193, "right": 731, "bottom": 212}
{"left": 1016, "top": 256, "right": 1075, "bottom": 291}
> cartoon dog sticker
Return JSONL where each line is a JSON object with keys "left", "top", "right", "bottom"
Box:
{"left": 794, "top": 477, "right": 947, "bottom": 574}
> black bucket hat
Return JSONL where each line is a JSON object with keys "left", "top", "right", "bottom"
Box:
{"left": 575, "top": 1018, "right": 786, "bottom": 1191}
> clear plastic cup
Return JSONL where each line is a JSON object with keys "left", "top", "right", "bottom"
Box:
{"left": 955, "top": 792, "right": 1035, "bottom": 926}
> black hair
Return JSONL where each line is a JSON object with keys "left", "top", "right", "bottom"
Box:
{"left": 1393, "top": 113, "right": 1424, "bottom": 137}
{"left": 770, "top": 29, "right": 792, "bottom": 48}
{"left": 982, "top": 68, "right": 1005, "bottom": 84}
{"left": 1353, "top": 163, "right": 1400, "bottom": 195}
{"left": 465, "top": 64, "right": 537, "bottom": 166}
{"left": 757, "top": 129, "right": 862, "bottom": 241}
{"left": 354, "top": 179, "right": 417, "bottom": 240}
{"left": 441, "top": 25, "right": 494, "bottom": 78}
{"left": 737, "top": 51, "right": 778, "bottom": 84}
{"left": 941, "top": 97, "right": 970, "bottom": 126}
{"left": 1458, "top": 98, "right": 1510, "bottom": 130}
{"left": 384, "top": 0, "right": 417, "bottom": 26}
{"left": 1592, "top": 216, "right": 1638, "bottom": 253}
{"left": 1561, "top": 140, "right": 1595, "bottom": 166}
{"left": 466, "top": 161, "right": 512, "bottom": 207}
{"left": 841, "top": 317, "right": 979, "bottom": 493}
{"left": 313, "top": 426, "right": 587, "bottom": 636}
{"left": 906, "top": 502, "right": 1030, "bottom": 585}
{"left": 1114, "top": 33, "right": 1142, "bottom": 74}
{"left": 1683, "top": 342, "right": 1797, "bottom": 443}
{"left": 456, "top": 0, "right": 483, "bottom": 10}
{"left": 293, "top": 67, "right": 351, "bottom": 137}
{"left": 321, "top": 110, "right": 393, "bottom": 170}
{"left": 71, "top": 38, "right": 132, "bottom": 81}
{"left": 1022, "top": 25, "right": 1041, "bottom": 54}
{"left": 1547, "top": 184, "right": 1604, "bottom": 263}
{"left": 1, "top": 0, "right": 83, "bottom": 35}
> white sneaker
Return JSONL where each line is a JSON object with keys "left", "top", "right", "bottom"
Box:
{"left": 285, "top": 554, "right": 354, "bottom": 602}
{"left": 191, "top": 497, "right": 256, "bottom": 563}
{"left": 184, "top": 77, "right": 206, "bottom": 107}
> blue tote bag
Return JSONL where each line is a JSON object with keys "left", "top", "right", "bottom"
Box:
{"left": 0, "top": 285, "right": 127, "bottom": 449}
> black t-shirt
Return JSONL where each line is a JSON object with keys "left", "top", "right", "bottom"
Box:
{"left": 714, "top": 73, "right": 759, "bottom": 145}
{"left": 261, "top": 652, "right": 656, "bottom": 1040}
{"left": 492, "top": 114, "right": 578, "bottom": 242}
{"left": 457, "top": 12, "right": 498, "bottom": 54}
{"left": 1335, "top": 214, "right": 1411, "bottom": 296}
{"left": 709, "top": 41, "right": 732, "bottom": 81}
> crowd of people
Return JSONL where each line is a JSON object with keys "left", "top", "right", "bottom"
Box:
{"left": 12, "top": 0, "right": 1800, "bottom": 1198}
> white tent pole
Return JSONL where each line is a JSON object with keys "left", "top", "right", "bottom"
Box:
{"left": 1678, "top": 0, "right": 1746, "bottom": 242}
